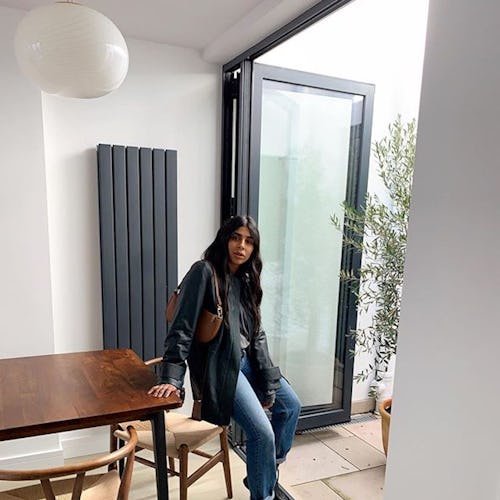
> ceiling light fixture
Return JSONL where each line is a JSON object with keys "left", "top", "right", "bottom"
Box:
{"left": 14, "top": 0, "right": 129, "bottom": 98}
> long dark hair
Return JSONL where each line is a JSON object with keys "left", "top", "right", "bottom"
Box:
{"left": 203, "top": 215, "right": 263, "bottom": 333}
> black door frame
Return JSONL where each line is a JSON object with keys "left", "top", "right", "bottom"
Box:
{"left": 221, "top": 0, "right": 356, "bottom": 223}
{"left": 220, "top": 0, "right": 375, "bottom": 432}
{"left": 249, "top": 62, "right": 374, "bottom": 220}
{"left": 227, "top": 61, "right": 374, "bottom": 430}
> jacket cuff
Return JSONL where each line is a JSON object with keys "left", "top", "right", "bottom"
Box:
{"left": 262, "top": 391, "right": 276, "bottom": 406}
{"left": 261, "top": 366, "right": 281, "bottom": 380}
{"left": 260, "top": 366, "right": 282, "bottom": 390}
{"left": 160, "top": 361, "right": 185, "bottom": 386}
{"left": 253, "top": 387, "right": 276, "bottom": 406}
{"left": 160, "top": 376, "right": 183, "bottom": 389}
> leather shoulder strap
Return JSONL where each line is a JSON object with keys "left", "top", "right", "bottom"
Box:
{"left": 205, "top": 261, "right": 223, "bottom": 319}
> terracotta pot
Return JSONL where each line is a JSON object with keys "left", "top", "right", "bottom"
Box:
{"left": 379, "top": 397, "right": 392, "bottom": 456}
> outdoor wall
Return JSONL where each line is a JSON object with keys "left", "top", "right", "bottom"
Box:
{"left": 0, "top": 5, "right": 220, "bottom": 465}
{"left": 384, "top": 1, "right": 500, "bottom": 499}
{"left": 257, "top": 0, "right": 429, "bottom": 403}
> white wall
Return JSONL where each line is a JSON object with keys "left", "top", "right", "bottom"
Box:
{"left": 42, "top": 37, "right": 220, "bottom": 355}
{"left": 0, "top": 5, "right": 61, "bottom": 466}
{"left": 384, "top": 1, "right": 500, "bottom": 499}
{"left": 0, "top": 5, "right": 220, "bottom": 464}
{"left": 0, "top": 7, "right": 54, "bottom": 360}
{"left": 257, "top": 0, "right": 429, "bottom": 402}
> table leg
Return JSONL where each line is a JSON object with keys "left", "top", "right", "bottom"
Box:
{"left": 151, "top": 411, "right": 168, "bottom": 500}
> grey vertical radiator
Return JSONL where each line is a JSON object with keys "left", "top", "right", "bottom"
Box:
{"left": 97, "top": 144, "right": 177, "bottom": 360}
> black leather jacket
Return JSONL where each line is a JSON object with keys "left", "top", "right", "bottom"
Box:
{"left": 160, "top": 260, "right": 281, "bottom": 425}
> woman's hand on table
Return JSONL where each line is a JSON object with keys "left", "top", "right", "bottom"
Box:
{"left": 148, "top": 383, "right": 181, "bottom": 398}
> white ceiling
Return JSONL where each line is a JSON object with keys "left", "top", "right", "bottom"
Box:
{"left": 0, "top": 0, "right": 321, "bottom": 63}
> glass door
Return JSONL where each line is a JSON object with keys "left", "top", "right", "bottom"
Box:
{"left": 222, "top": 62, "right": 374, "bottom": 430}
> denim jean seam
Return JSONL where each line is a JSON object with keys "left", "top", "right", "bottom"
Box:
{"left": 233, "top": 372, "right": 276, "bottom": 500}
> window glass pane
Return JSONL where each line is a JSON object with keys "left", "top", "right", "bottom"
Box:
{"left": 259, "top": 80, "right": 354, "bottom": 407}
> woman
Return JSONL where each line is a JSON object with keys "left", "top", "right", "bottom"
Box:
{"left": 149, "top": 215, "right": 301, "bottom": 500}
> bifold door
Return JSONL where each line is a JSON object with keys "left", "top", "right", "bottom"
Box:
{"left": 222, "top": 63, "right": 374, "bottom": 430}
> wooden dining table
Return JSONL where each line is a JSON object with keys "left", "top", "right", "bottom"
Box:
{"left": 0, "top": 348, "right": 182, "bottom": 500}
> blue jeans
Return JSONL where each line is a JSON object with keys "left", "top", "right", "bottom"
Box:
{"left": 232, "top": 353, "right": 301, "bottom": 500}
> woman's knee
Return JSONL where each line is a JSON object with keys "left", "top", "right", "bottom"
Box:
{"left": 278, "top": 381, "right": 301, "bottom": 418}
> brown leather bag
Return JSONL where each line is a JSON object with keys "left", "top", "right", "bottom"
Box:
{"left": 165, "top": 262, "right": 223, "bottom": 343}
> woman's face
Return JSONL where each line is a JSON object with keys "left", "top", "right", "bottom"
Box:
{"left": 227, "top": 226, "right": 254, "bottom": 273}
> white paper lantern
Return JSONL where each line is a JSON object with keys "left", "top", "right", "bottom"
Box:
{"left": 14, "top": 1, "right": 129, "bottom": 98}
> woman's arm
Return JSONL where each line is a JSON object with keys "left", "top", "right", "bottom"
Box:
{"left": 153, "top": 261, "right": 211, "bottom": 394}
{"left": 250, "top": 328, "right": 282, "bottom": 405}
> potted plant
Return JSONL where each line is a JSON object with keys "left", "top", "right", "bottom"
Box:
{"left": 331, "top": 115, "right": 416, "bottom": 455}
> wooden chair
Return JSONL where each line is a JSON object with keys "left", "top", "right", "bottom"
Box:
{"left": 0, "top": 426, "right": 137, "bottom": 500}
{"left": 111, "top": 358, "right": 232, "bottom": 500}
